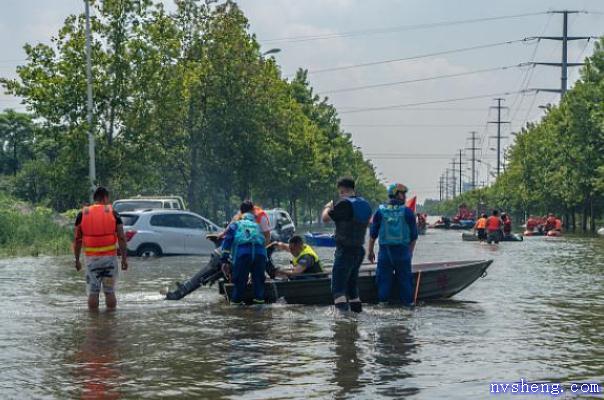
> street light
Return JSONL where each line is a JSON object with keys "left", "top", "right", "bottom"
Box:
{"left": 262, "top": 48, "right": 281, "bottom": 56}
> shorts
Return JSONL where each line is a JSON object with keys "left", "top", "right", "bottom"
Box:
{"left": 86, "top": 256, "right": 119, "bottom": 295}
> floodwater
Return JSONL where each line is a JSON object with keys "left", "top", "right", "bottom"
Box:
{"left": 1, "top": 229, "right": 603, "bottom": 399}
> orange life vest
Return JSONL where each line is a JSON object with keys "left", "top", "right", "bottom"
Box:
{"left": 475, "top": 217, "right": 487, "bottom": 229}
{"left": 486, "top": 216, "right": 502, "bottom": 232}
{"left": 555, "top": 219, "right": 562, "bottom": 230}
{"left": 81, "top": 204, "right": 117, "bottom": 256}
{"left": 253, "top": 206, "right": 268, "bottom": 225}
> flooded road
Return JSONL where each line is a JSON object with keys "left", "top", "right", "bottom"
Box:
{"left": 1, "top": 229, "right": 603, "bottom": 399}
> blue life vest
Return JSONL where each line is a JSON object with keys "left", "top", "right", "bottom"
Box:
{"left": 232, "top": 213, "right": 265, "bottom": 258}
{"left": 378, "top": 204, "right": 411, "bottom": 246}
{"left": 334, "top": 196, "right": 372, "bottom": 247}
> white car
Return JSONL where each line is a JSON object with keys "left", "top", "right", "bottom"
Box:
{"left": 113, "top": 196, "right": 186, "bottom": 213}
{"left": 120, "top": 209, "right": 221, "bottom": 257}
{"left": 265, "top": 208, "right": 296, "bottom": 242}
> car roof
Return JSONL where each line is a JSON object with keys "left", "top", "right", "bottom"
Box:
{"left": 120, "top": 209, "right": 195, "bottom": 215}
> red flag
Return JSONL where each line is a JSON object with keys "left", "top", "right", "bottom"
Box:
{"left": 406, "top": 196, "right": 417, "bottom": 213}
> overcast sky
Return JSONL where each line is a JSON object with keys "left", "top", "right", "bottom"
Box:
{"left": 2, "top": 0, "right": 604, "bottom": 201}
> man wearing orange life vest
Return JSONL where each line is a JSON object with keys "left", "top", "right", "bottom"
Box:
{"left": 486, "top": 209, "right": 503, "bottom": 244}
{"left": 74, "top": 187, "right": 128, "bottom": 310}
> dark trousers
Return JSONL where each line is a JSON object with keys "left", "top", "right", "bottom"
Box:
{"left": 231, "top": 253, "right": 266, "bottom": 303}
{"left": 331, "top": 246, "right": 365, "bottom": 306}
{"left": 376, "top": 245, "right": 413, "bottom": 305}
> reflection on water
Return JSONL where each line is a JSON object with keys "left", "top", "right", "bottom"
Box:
{"left": 72, "top": 313, "right": 122, "bottom": 400}
{"left": 0, "top": 230, "right": 603, "bottom": 399}
{"left": 332, "top": 320, "right": 362, "bottom": 399}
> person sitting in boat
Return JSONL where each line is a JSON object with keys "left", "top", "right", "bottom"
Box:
{"left": 220, "top": 202, "right": 267, "bottom": 305}
{"left": 271, "top": 235, "right": 323, "bottom": 279}
{"left": 526, "top": 216, "right": 538, "bottom": 232}
{"left": 474, "top": 213, "right": 488, "bottom": 241}
{"left": 501, "top": 213, "right": 512, "bottom": 236}
{"left": 416, "top": 213, "right": 427, "bottom": 231}
{"left": 544, "top": 213, "right": 557, "bottom": 232}
{"left": 486, "top": 210, "right": 503, "bottom": 244}
{"left": 367, "top": 183, "right": 418, "bottom": 307}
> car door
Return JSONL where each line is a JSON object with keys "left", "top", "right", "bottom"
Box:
{"left": 149, "top": 214, "right": 187, "bottom": 255}
{"left": 180, "top": 214, "right": 215, "bottom": 255}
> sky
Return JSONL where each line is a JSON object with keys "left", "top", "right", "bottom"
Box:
{"left": 1, "top": 0, "right": 604, "bottom": 202}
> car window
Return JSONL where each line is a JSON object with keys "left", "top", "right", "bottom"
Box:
{"left": 172, "top": 202, "right": 180, "bottom": 209}
{"left": 179, "top": 214, "right": 207, "bottom": 230}
{"left": 114, "top": 201, "right": 163, "bottom": 212}
{"left": 150, "top": 214, "right": 183, "bottom": 228}
{"left": 120, "top": 214, "right": 139, "bottom": 226}
{"left": 278, "top": 212, "right": 290, "bottom": 225}
{"left": 163, "top": 202, "right": 172, "bottom": 209}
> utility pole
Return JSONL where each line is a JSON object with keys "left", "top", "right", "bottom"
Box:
{"left": 449, "top": 161, "right": 457, "bottom": 198}
{"left": 489, "top": 98, "right": 510, "bottom": 177}
{"left": 85, "top": 0, "right": 96, "bottom": 200}
{"left": 452, "top": 151, "right": 465, "bottom": 195}
{"left": 532, "top": 10, "right": 591, "bottom": 98}
{"left": 438, "top": 175, "right": 444, "bottom": 201}
{"left": 445, "top": 169, "right": 450, "bottom": 200}
{"left": 466, "top": 131, "right": 480, "bottom": 190}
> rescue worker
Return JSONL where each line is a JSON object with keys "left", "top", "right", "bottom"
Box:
{"left": 554, "top": 218, "right": 563, "bottom": 232}
{"left": 545, "top": 213, "right": 557, "bottom": 232}
{"left": 321, "top": 177, "right": 372, "bottom": 313}
{"left": 220, "top": 201, "right": 267, "bottom": 305}
{"left": 228, "top": 200, "right": 271, "bottom": 243}
{"left": 367, "top": 183, "right": 418, "bottom": 306}
{"left": 486, "top": 210, "right": 503, "bottom": 244}
{"left": 73, "top": 187, "right": 128, "bottom": 310}
{"left": 474, "top": 213, "right": 488, "bottom": 241}
{"left": 272, "top": 235, "right": 323, "bottom": 279}
{"left": 501, "top": 213, "right": 512, "bottom": 236}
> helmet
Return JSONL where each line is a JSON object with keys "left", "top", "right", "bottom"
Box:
{"left": 387, "top": 183, "right": 408, "bottom": 198}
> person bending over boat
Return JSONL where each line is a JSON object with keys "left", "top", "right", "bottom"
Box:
{"left": 474, "top": 213, "right": 488, "bottom": 241}
{"left": 367, "top": 183, "right": 418, "bottom": 307}
{"left": 486, "top": 210, "right": 503, "bottom": 244}
{"left": 223, "top": 200, "right": 271, "bottom": 243}
{"left": 272, "top": 235, "right": 323, "bottom": 279}
{"left": 220, "top": 202, "right": 267, "bottom": 305}
{"left": 321, "top": 177, "right": 372, "bottom": 313}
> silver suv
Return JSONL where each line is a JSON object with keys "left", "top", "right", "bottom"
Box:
{"left": 121, "top": 209, "right": 221, "bottom": 257}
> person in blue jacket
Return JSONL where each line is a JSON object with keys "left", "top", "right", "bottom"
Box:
{"left": 321, "top": 177, "right": 372, "bottom": 313}
{"left": 367, "top": 183, "right": 418, "bottom": 306}
{"left": 221, "top": 201, "right": 267, "bottom": 305}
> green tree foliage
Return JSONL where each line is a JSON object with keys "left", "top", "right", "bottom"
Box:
{"left": 1, "top": 0, "right": 384, "bottom": 223}
{"left": 423, "top": 38, "right": 604, "bottom": 232}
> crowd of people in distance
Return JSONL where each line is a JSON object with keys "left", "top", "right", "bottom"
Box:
{"left": 525, "top": 214, "right": 563, "bottom": 235}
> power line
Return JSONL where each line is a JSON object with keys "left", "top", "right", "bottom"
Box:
{"left": 342, "top": 123, "right": 484, "bottom": 128}
{"left": 306, "top": 38, "right": 537, "bottom": 74}
{"left": 262, "top": 12, "right": 548, "bottom": 44}
{"left": 339, "top": 90, "right": 525, "bottom": 114}
{"left": 319, "top": 63, "right": 530, "bottom": 94}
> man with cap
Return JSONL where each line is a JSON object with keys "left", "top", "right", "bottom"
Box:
{"left": 367, "top": 183, "right": 418, "bottom": 306}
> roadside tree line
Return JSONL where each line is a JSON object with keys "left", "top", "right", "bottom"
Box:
{"left": 0, "top": 0, "right": 385, "bottom": 224}
{"left": 422, "top": 38, "right": 604, "bottom": 233}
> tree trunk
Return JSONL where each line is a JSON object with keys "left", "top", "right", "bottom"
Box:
{"left": 571, "top": 211, "right": 576, "bottom": 232}
{"left": 590, "top": 196, "right": 596, "bottom": 234}
{"left": 582, "top": 202, "right": 589, "bottom": 233}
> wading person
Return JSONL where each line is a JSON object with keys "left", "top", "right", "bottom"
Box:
{"left": 74, "top": 187, "right": 128, "bottom": 310}
{"left": 486, "top": 210, "right": 503, "bottom": 244}
{"left": 367, "top": 183, "right": 418, "bottom": 306}
{"left": 221, "top": 201, "right": 267, "bottom": 305}
{"left": 272, "top": 235, "right": 323, "bottom": 279}
{"left": 321, "top": 177, "right": 372, "bottom": 312}
{"left": 474, "top": 213, "right": 488, "bottom": 241}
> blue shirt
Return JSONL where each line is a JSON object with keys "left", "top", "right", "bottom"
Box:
{"left": 220, "top": 222, "right": 267, "bottom": 263}
{"left": 370, "top": 199, "right": 418, "bottom": 246}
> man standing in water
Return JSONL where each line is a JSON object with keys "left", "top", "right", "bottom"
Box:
{"left": 321, "top": 177, "right": 372, "bottom": 312}
{"left": 367, "top": 183, "right": 418, "bottom": 306}
{"left": 74, "top": 187, "right": 128, "bottom": 310}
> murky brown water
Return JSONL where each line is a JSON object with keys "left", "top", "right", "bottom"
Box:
{"left": 1, "top": 230, "right": 603, "bottom": 399}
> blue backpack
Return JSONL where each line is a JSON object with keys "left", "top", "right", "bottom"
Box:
{"left": 232, "top": 213, "right": 265, "bottom": 258}
{"left": 378, "top": 204, "right": 411, "bottom": 246}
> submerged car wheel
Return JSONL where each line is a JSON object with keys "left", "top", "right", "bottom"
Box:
{"left": 137, "top": 244, "right": 162, "bottom": 257}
